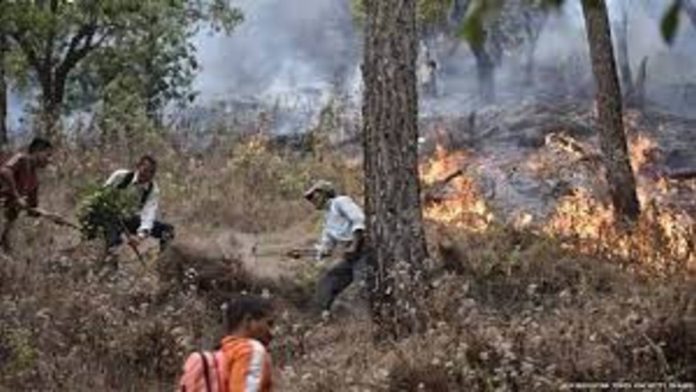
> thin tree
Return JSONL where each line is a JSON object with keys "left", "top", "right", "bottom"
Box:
{"left": 362, "top": 0, "right": 429, "bottom": 339}
{"left": 0, "top": 32, "right": 7, "bottom": 145}
{"left": 581, "top": 0, "right": 640, "bottom": 223}
{"left": 0, "top": 0, "right": 7, "bottom": 145}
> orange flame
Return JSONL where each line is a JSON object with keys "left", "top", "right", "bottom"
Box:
{"left": 543, "top": 133, "right": 695, "bottom": 273}
{"left": 420, "top": 144, "right": 494, "bottom": 231}
{"left": 422, "top": 132, "right": 694, "bottom": 274}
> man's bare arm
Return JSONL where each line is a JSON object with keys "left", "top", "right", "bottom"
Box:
{"left": 0, "top": 165, "right": 22, "bottom": 203}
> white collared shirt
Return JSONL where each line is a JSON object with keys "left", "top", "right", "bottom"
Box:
{"left": 316, "top": 195, "right": 365, "bottom": 260}
{"left": 104, "top": 169, "right": 160, "bottom": 234}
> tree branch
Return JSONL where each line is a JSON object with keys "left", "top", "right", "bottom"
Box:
{"left": 55, "top": 23, "right": 99, "bottom": 83}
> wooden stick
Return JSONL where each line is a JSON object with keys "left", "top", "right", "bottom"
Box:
{"left": 25, "top": 207, "right": 80, "bottom": 230}
{"left": 116, "top": 218, "right": 146, "bottom": 266}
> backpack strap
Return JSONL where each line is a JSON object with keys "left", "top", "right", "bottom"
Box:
{"left": 212, "top": 352, "right": 224, "bottom": 392}
{"left": 199, "top": 351, "right": 212, "bottom": 392}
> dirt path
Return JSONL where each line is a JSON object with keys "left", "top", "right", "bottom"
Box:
{"left": 166, "top": 218, "right": 319, "bottom": 282}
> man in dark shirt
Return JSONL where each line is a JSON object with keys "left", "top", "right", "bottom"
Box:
{"left": 0, "top": 137, "right": 53, "bottom": 251}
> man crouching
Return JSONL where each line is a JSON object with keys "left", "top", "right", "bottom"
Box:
{"left": 101, "top": 155, "right": 174, "bottom": 253}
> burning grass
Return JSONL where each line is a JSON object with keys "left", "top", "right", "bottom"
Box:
{"left": 421, "top": 133, "right": 696, "bottom": 275}
{"left": 420, "top": 145, "right": 494, "bottom": 232}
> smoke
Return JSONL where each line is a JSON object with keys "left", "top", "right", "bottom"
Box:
{"left": 193, "top": 0, "right": 359, "bottom": 103}
{"left": 186, "top": 0, "right": 361, "bottom": 135}
{"left": 185, "top": 0, "right": 696, "bottom": 138}
{"left": 6, "top": 89, "right": 33, "bottom": 139}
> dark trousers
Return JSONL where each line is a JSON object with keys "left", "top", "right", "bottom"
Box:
{"left": 314, "top": 247, "right": 373, "bottom": 311}
{"left": 105, "top": 215, "right": 174, "bottom": 251}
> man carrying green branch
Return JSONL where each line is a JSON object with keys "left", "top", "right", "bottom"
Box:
{"left": 82, "top": 155, "right": 174, "bottom": 254}
{"left": 0, "top": 137, "right": 54, "bottom": 252}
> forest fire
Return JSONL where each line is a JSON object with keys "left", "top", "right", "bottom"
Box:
{"left": 420, "top": 144, "right": 493, "bottom": 231}
{"left": 630, "top": 134, "right": 658, "bottom": 171}
{"left": 421, "top": 133, "right": 695, "bottom": 273}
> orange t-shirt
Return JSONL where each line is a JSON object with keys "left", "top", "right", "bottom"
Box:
{"left": 221, "top": 336, "right": 273, "bottom": 392}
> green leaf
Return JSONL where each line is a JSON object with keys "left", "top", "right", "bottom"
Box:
{"left": 661, "top": 0, "right": 682, "bottom": 46}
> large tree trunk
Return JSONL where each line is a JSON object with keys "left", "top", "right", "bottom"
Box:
{"left": 39, "top": 77, "right": 62, "bottom": 138}
{"left": 36, "top": 63, "right": 68, "bottom": 138}
{"left": 0, "top": 32, "right": 8, "bottom": 145}
{"left": 362, "top": 0, "right": 429, "bottom": 339}
{"left": 581, "top": 0, "right": 640, "bottom": 224}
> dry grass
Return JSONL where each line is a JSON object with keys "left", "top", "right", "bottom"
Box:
{"left": 0, "top": 131, "right": 694, "bottom": 391}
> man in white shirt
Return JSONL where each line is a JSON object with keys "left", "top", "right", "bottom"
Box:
{"left": 102, "top": 155, "right": 174, "bottom": 252}
{"left": 304, "top": 180, "right": 369, "bottom": 312}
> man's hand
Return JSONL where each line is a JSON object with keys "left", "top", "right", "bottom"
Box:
{"left": 344, "top": 229, "right": 364, "bottom": 260}
{"left": 344, "top": 242, "right": 359, "bottom": 258}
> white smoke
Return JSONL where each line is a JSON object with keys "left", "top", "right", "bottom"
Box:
{"left": 193, "top": 0, "right": 359, "bottom": 104}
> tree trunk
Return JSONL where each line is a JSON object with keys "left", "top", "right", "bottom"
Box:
{"left": 581, "top": 0, "right": 640, "bottom": 224}
{"left": 523, "top": 37, "right": 537, "bottom": 87}
{"left": 362, "top": 0, "right": 429, "bottom": 339}
{"left": 40, "top": 81, "right": 61, "bottom": 138}
{"left": 627, "top": 56, "right": 647, "bottom": 110}
{"left": 522, "top": 9, "right": 546, "bottom": 88}
{"left": 0, "top": 32, "right": 8, "bottom": 145}
{"left": 36, "top": 65, "right": 68, "bottom": 139}
{"left": 471, "top": 43, "right": 495, "bottom": 103}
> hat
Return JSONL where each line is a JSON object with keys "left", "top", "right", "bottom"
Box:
{"left": 304, "top": 180, "right": 336, "bottom": 200}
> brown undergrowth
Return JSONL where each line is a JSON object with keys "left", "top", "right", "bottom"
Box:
{"left": 0, "top": 132, "right": 693, "bottom": 391}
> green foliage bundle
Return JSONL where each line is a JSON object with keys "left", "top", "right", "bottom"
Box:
{"left": 76, "top": 184, "right": 139, "bottom": 241}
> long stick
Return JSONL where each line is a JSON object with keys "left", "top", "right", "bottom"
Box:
{"left": 24, "top": 206, "right": 80, "bottom": 230}
{"left": 116, "top": 218, "right": 146, "bottom": 266}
